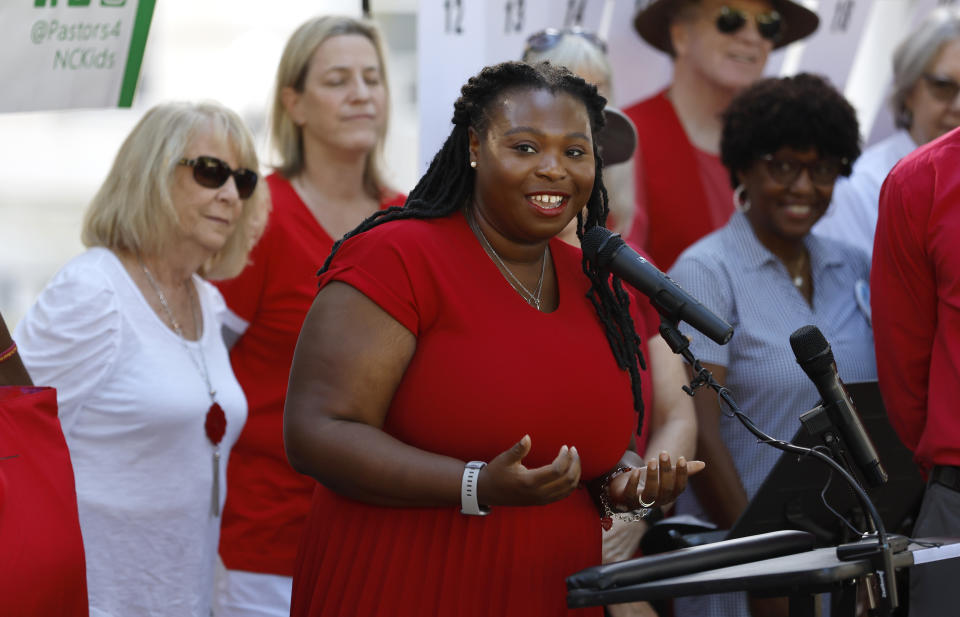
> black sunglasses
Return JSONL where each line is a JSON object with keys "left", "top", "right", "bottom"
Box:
{"left": 921, "top": 73, "right": 960, "bottom": 103}
{"left": 523, "top": 27, "right": 608, "bottom": 59}
{"left": 761, "top": 154, "right": 847, "bottom": 187}
{"left": 178, "top": 156, "right": 258, "bottom": 199}
{"left": 715, "top": 6, "right": 783, "bottom": 41}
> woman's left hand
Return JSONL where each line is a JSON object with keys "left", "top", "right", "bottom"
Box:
{"left": 608, "top": 452, "right": 705, "bottom": 511}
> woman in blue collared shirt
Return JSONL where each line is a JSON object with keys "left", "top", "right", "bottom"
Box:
{"left": 668, "top": 73, "right": 875, "bottom": 617}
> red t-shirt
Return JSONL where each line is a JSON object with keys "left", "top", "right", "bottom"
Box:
{"left": 624, "top": 91, "right": 734, "bottom": 271}
{"left": 291, "top": 213, "right": 637, "bottom": 617}
{"left": 215, "top": 173, "right": 405, "bottom": 574}
{"left": 0, "top": 386, "right": 87, "bottom": 616}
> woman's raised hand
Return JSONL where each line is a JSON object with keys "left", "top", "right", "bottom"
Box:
{"left": 478, "top": 435, "right": 582, "bottom": 507}
{"left": 608, "top": 451, "right": 705, "bottom": 511}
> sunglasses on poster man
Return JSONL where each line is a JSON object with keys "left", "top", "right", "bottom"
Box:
{"left": 178, "top": 156, "right": 258, "bottom": 199}
{"left": 715, "top": 6, "right": 783, "bottom": 41}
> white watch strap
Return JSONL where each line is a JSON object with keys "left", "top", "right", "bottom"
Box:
{"left": 460, "top": 461, "right": 490, "bottom": 516}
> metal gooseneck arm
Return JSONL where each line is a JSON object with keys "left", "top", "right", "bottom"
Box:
{"left": 657, "top": 316, "right": 900, "bottom": 614}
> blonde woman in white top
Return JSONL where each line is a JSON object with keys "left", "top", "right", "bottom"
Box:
{"left": 15, "top": 101, "right": 268, "bottom": 617}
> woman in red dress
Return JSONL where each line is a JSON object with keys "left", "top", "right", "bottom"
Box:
{"left": 284, "top": 61, "right": 704, "bottom": 616}
{"left": 213, "top": 16, "right": 404, "bottom": 617}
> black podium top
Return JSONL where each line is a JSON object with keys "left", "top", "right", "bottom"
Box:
{"left": 567, "top": 538, "right": 960, "bottom": 608}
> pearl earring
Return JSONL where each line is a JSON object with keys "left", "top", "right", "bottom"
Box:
{"left": 470, "top": 161, "right": 477, "bottom": 169}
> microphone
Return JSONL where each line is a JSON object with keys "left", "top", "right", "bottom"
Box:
{"left": 789, "top": 325, "right": 888, "bottom": 487}
{"left": 581, "top": 227, "right": 733, "bottom": 345}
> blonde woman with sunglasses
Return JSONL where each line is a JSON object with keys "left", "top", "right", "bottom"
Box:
{"left": 14, "top": 101, "right": 267, "bottom": 617}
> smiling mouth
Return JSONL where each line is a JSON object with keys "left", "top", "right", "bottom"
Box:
{"left": 728, "top": 52, "right": 758, "bottom": 64}
{"left": 783, "top": 204, "right": 814, "bottom": 218}
{"left": 527, "top": 193, "right": 568, "bottom": 210}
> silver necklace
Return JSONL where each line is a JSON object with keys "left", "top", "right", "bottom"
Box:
{"left": 468, "top": 213, "right": 548, "bottom": 310}
{"left": 140, "top": 259, "right": 225, "bottom": 517}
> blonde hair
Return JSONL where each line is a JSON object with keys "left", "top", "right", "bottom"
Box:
{"left": 271, "top": 15, "right": 391, "bottom": 199}
{"left": 81, "top": 101, "right": 269, "bottom": 280}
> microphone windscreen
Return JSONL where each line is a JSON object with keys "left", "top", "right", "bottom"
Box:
{"left": 790, "top": 325, "right": 834, "bottom": 375}
{"left": 581, "top": 226, "right": 612, "bottom": 262}
{"left": 581, "top": 226, "right": 624, "bottom": 269}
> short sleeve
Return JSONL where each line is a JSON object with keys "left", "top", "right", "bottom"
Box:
{"left": 667, "top": 252, "right": 733, "bottom": 368}
{"left": 318, "top": 229, "right": 420, "bottom": 336}
{"left": 14, "top": 262, "right": 121, "bottom": 434}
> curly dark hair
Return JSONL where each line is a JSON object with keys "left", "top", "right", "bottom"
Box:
{"left": 720, "top": 72, "right": 861, "bottom": 189}
{"left": 319, "top": 60, "right": 648, "bottom": 421}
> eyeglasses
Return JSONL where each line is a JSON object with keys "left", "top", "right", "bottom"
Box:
{"left": 921, "top": 73, "right": 960, "bottom": 103}
{"left": 178, "top": 156, "right": 258, "bottom": 199}
{"left": 523, "top": 27, "right": 608, "bottom": 59}
{"left": 760, "top": 154, "right": 846, "bottom": 187}
{"left": 715, "top": 6, "right": 783, "bottom": 41}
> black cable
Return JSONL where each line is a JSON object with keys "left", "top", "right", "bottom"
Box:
{"left": 680, "top": 347, "right": 900, "bottom": 612}
{"left": 818, "top": 463, "right": 865, "bottom": 537}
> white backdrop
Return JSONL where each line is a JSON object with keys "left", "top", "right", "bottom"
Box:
{"left": 3, "top": 0, "right": 958, "bottom": 329}
{"left": 416, "top": 0, "right": 959, "bottom": 175}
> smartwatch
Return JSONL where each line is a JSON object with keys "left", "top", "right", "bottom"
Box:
{"left": 460, "top": 461, "right": 490, "bottom": 516}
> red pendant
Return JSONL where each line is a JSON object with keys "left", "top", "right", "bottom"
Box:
{"left": 205, "top": 402, "right": 226, "bottom": 445}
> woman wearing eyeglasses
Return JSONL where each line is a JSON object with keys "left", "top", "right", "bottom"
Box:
{"left": 13, "top": 102, "right": 266, "bottom": 616}
{"left": 666, "top": 74, "right": 875, "bottom": 617}
{"left": 210, "top": 16, "right": 404, "bottom": 617}
{"left": 623, "top": 0, "right": 818, "bottom": 272}
{"left": 815, "top": 6, "right": 960, "bottom": 259}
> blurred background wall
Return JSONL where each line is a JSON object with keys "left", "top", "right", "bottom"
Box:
{"left": 1, "top": 0, "right": 952, "bottom": 328}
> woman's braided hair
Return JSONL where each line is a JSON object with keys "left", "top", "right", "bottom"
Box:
{"left": 320, "top": 61, "right": 647, "bottom": 421}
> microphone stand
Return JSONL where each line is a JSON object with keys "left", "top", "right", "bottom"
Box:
{"left": 657, "top": 315, "right": 901, "bottom": 616}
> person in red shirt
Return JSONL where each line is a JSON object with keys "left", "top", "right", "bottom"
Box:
{"left": 872, "top": 127, "right": 960, "bottom": 617}
{"left": 213, "top": 15, "right": 404, "bottom": 617}
{"left": 623, "top": 0, "right": 818, "bottom": 270}
{"left": 0, "top": 313, "right": 87, "bottom": 616}
{"left": 283, "top": 61, "right": 704, "bottom": 617}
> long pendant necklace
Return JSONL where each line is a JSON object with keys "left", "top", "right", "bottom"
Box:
{"left": 141, "top": 260, "right": 227, "bottom": 517}
{"left": 467, "top": 213, "right": 549, "bottom": 311}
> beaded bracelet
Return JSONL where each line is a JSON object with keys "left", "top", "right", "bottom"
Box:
{"left": 599, "top": 465, "right": 652, "bottom": 531}
{"left": 0, "top": 341, "right": 17, "bottom": 363}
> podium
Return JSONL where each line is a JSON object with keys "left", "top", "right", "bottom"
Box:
{"left": 567, "top": 537, "right": 960, "bottom": 616}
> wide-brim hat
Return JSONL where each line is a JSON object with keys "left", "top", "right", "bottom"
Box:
{"left": 599, "top": 107, "right": 638, "bottom": 166}
{"left": 634, "top": 0, "right": 820, "bottom": 55}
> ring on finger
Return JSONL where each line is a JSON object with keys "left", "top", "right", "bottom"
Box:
{"left": 638, "top": 494, "right": 655, "bottom": 508}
